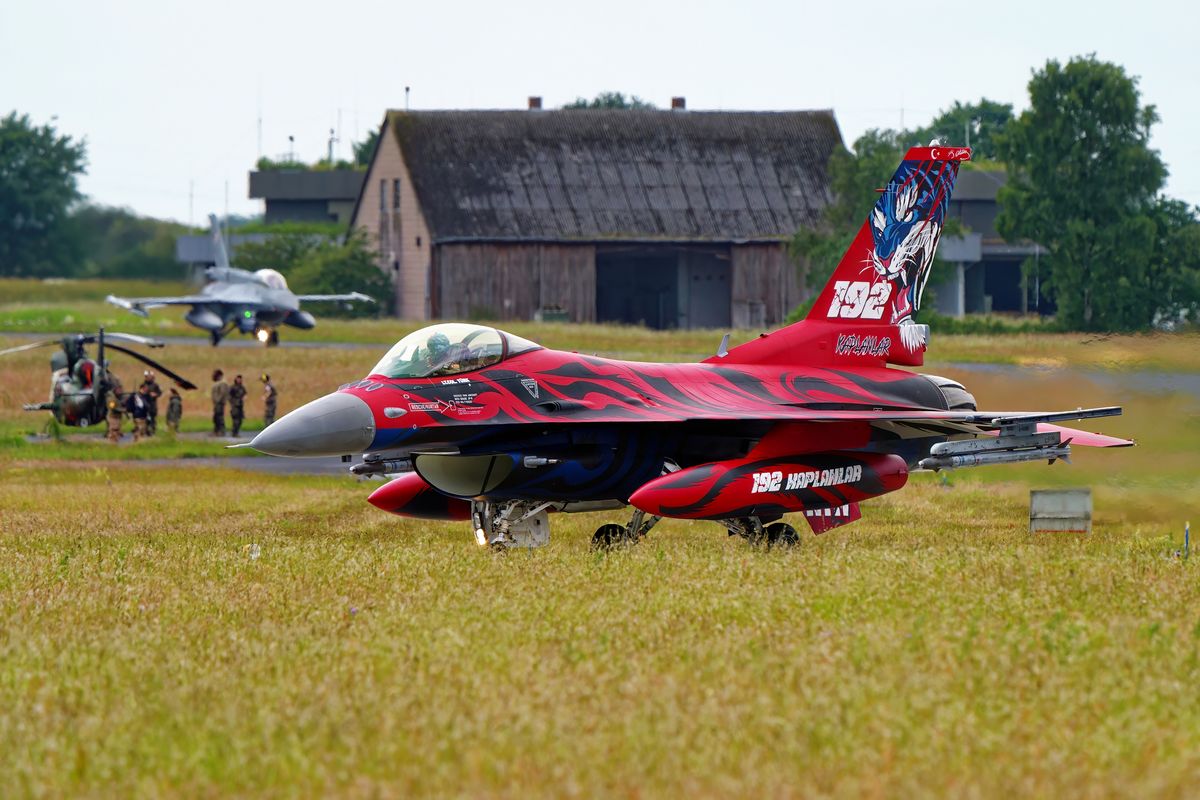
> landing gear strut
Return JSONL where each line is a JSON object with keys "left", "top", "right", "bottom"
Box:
{"left": 472, "top": 500, "right": 552, "bottom": 549}
{"left": 722, "top": 516, "right": 800, "bottom": 549}
{"left": 591, "top": 508, "right": 661, "bottom": 551}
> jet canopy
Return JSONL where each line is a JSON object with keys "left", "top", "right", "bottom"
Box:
{"left": 370, "top": 323, "right": 541, "bottom": 379}
{"left": 254, "top": 268, "right": 289, "bottom": 290}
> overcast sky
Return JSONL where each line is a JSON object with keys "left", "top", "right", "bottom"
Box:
{"left": 3, "top": 0, "right": 1197, "bottom": 224}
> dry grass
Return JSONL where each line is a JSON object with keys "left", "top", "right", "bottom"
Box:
{"left": 0, "top": 464, "right": 1197, "bottom": 797}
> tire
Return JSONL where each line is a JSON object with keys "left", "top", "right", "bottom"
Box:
{"left": 591, "top": 523, "right": 635, "bottom": 551}
{"left": 765, "top": 522, "right": 800, "bottom": 549}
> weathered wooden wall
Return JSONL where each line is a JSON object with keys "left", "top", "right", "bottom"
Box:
{"left": 730, "top": 243, "right": 808, "bottom": 328}
{"left": 433, "top": 243, "right": 597, "bottom": 322}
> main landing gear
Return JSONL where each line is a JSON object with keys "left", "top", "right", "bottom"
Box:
{"left": 720, "top": 516, "right": 800, "bottom": 549}
{"left": 591, "top": 508, "right": 661, "bottom": 551}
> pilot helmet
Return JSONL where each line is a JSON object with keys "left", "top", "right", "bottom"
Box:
{"left": 427, "top": 332, "right": 451, "bottom": 358}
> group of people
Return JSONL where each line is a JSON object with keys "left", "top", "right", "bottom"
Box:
{"left": 104, "top": 370, "right": 183, "bottom": 442}
{"left": 210, "top": 370, "right": 277, "bottom": 437}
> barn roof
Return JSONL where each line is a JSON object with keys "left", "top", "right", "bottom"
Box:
{"left": 385, "top": 109, "right": 843, "bottom": 243}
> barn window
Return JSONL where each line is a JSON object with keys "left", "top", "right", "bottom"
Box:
{"left": 392, "top": 179, "right": 401, "bottom": 210}
{"left": 378, "top": 180, "right": 385, "bottom": 212}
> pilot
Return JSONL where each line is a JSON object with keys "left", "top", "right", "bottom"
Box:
{"left": 425, "top": 332, "right": 451, "bottom": 368}
{"left": 423, "top": 331, "right": 464, "bottom": 375}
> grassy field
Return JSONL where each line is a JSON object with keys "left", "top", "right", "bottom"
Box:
{"left": 1, "top": 465, "right": 1197, "bottom": 797}
{"left": 2, "top": 307, "right": 1200, "bottom": 795}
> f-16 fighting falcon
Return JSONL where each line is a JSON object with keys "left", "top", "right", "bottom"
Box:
{"left": 106, "top": 214, "right": 374, "bottom": 346}
{"left": 248, "top": 144, "right": 1132, "bottom": 550}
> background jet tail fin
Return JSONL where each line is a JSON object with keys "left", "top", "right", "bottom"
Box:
{"left": 208, "top": 213, "right": 231, "bottom": 270}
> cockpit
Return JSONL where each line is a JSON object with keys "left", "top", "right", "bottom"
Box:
{"left": 369, "top": 323, "right": 541, "bottom": 379}
{"left": 254, "top": 268, "right": 289, "bottom": 290}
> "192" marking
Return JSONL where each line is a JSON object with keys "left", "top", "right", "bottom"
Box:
{"left": 827, "top": 281, "right": 891, "bottom": 319}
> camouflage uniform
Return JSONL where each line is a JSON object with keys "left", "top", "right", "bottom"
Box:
{"left": 105, "top": 380, "right": 124, "bottom": 443}
{"left": 212, "top": 377, "right": 229, "bottom": 436}
{"left": 262, "top": 376, "right": 277, "bottom": 427}
{"left": 166, "top": 391, "right": 182, "bottom": 433}
{"left": 139, "top": 377, "right": 162, "bottom": 435}
{"left": 228, "top": 378, "right": 247, "bottom": 437}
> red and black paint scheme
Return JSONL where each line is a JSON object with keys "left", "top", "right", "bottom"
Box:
{"left": 250, "top": 145, "right": 1133, "bottom": 549}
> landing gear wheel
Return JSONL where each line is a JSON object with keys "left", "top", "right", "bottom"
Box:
{"left": 765, "top": 522, "right": 800, "bottom": 549}
{"left": 267, "top": 330, "right": 280, "bottom": 347}
{"left": 591, "top": 523, "right": 635, "bottom": 551}
{"left": 209, "top": 331, "right": 221, "bottom": 347}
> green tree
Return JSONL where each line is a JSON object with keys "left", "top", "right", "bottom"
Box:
{"left": 67, "top": 204, "right": 188, "bottom": 279}
{"left": 233, "top": 227, "right": 391, "bottom": 317}
{"left": 0, "top": 112, "right": 88, "bottom": 276}
{"left": 790, "top": 129, "right": 908, "bottom": 296}
{"left": 562, "top": 92, "right": 656, "bottom": 110}
{"left": 353, "top": 129, "right": 379, "bottom": 166}
{"left": 289, "top": 229, "right": 392, "bottom": 317}
{"left": 996, "top": 56, "right": 1173, "bottom": 330}
{"left": 912, "top": 99, "right": 1013, "bottom": 162}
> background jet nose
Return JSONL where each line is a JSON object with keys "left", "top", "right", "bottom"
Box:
{"left": 250, "top": 392, "right": 376, "bottom": 457}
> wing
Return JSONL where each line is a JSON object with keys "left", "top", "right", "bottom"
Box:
{"left": 107, "top": 294, "right": 212, "bottom": 317}
{"left": 295, "top": 292, "right": 375, "bottom": 303}
{"left": 797, "top": 406, "right": 1133, "bottom": 447}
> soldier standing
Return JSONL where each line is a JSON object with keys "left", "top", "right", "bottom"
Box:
{"left": 105, "top": 375, "right": 125, "bottom": 443}
{"left": 139, "top": 370, "right": 163, "bottom": 435}
{"left": 166, "top": 387, "right": 183, "bottom": 433}
{"left": 261, "top": 373, "right": 277, "bottom": 427}
{"left": 126, "top": 384, "right": 151, "bottom": 441}
{"left": 211, "top": 369, "right": 229, "bottom": 436}
{"left": 229, "top": 374, "right": 247, "bottom": 436}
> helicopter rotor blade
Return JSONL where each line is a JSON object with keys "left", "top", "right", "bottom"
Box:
{"left": 0, "top": 339, "right": 59, "bottom": 357}
{"left": 77, "top": 332, "right": 165, "bottom": 348}
{"left": 104, "top": 343, "right": 198, "bottom": 390}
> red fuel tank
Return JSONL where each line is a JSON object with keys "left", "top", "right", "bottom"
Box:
{"left": 367, "top": 472, "right": 472, "bottom": 520}
{"left": 629, "top": 451, "right": 908, "bottom": 520}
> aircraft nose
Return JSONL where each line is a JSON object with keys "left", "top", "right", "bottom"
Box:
{"left": 250, "top": 392, "right": 376, "bottom": 457}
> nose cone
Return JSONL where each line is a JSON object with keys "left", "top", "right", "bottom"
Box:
{"left": 250, "top": 392, "right": 376, "bottom": 457}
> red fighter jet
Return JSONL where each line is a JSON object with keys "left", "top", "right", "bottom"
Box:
{"left": 250, "top": 144, "right": 1132, "bottom": 549}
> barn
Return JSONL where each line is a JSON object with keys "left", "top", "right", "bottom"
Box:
{"left": 350, "top": 104, "right": 843, "bottom": 328}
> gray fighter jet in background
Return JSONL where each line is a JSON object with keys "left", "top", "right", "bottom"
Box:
{"left": 107, "top": 215, "right": 374, "bottom": 346}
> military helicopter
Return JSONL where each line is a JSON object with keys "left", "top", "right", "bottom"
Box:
{"left": 0, "top": 328, "right": 197, "bottom": 427}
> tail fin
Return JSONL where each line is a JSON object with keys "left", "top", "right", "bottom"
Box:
{"left": 714, "top": 145, "right": 969, "bottom": 368}
{"left": 807, "top": 146, "right": 970, "bottom": 337}
{"left": 208, "top": 213, "right": 231, "bottom": 270}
